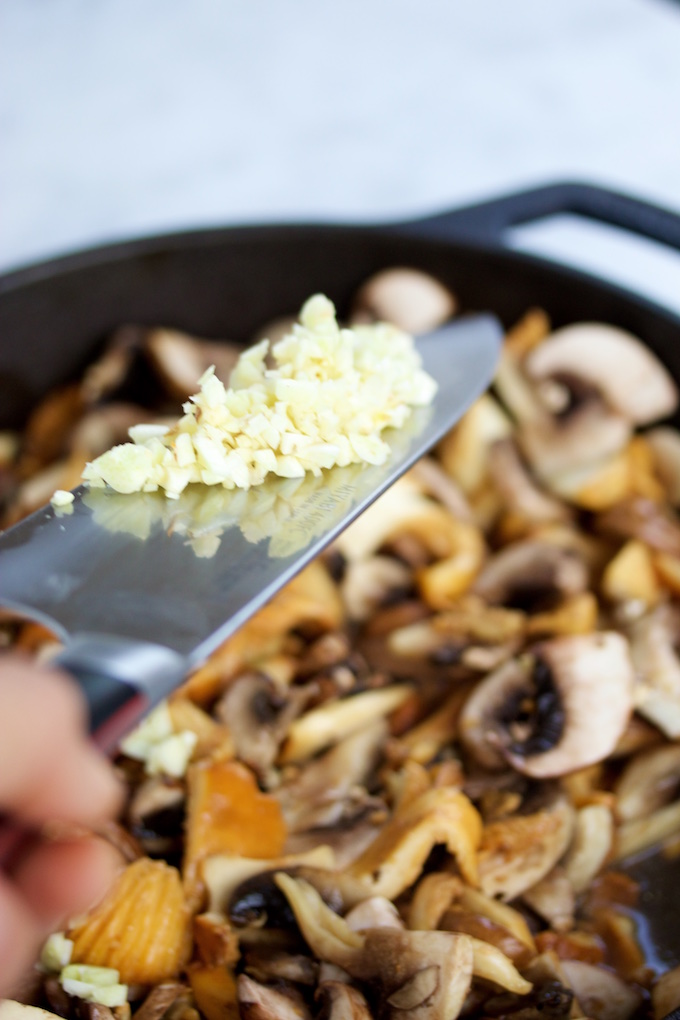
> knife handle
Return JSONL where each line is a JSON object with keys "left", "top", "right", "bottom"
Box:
{"left": 54, "top": 635, "right": 188, "bottom": 753}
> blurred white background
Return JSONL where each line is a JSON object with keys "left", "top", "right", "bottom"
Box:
{"left": 2, "top": 0, "right": 680, "bottom": 308}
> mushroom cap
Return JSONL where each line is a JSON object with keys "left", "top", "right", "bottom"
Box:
{"left": 524, "top": 323, "right": 678, "bottom": 426}
{"left": 459, "top": 633, "right": 635, "bottom": 778}
{"left": 351, "top": 267, "right": 457, "bottom": 335}
{"left": 472, "top": 538, "right": 588, "bottom": 611}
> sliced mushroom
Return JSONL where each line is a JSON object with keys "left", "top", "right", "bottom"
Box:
{"left": 615, "top": 743, "right": 680, "bottom": 822}
{"left": 596, "top": 496, "right": 680, "bottom": 558}
{"left": 408, "top": 457, "right": 473, "bottom": 523}
{"left": 204, "top": 844, "right": 335, "bottom": 917}
{"left": 459, "top": 633, "right": 635, "bottom": 778}
{"left": 351, "top": 267, "right": 457, "bottom": 334}
{"left": 521, "top": 866, "right": 575, "bottom": 933}
{"left": 317, "top": 982, "right": 373, "bottom": 1020}
{"left": 647, "top": 427, "right": 680, "bottom": 505}
{"left": 476, "top": 789, "right": 575, "bottom": 901}
{"left": 146, "top": 327, "right": 242, "bottom": 398}
{"left": 215, "top": 672, "right": 309, "bottom": 775}
{"left": 340, "top": 555, "right": 413, "bottom": 622}
{"left": 347, "top": 786, "right": 482, "bottom": 897}
{"left": 472, "top": 538, "right": 588, "bottom": 612}
{"left": 561, "top": 804, "right": 614, "bottom": 893}
{"left": 520, "top": 399, "right": 631, "bottom": 485}
{"left": 628, "top": 605, "right": 680, "bottom": 738}
{"left": 560, "top": 960, "right": 642, "bottom": 1020}
{"left": 274, "top": 720, "right": 387, "bottom": 832}
{"left": 278, "top": 685, "right": 412, "bottom": 764}
{"left": 524, "top": 323, "right": 678, "bottom": 427}
{"left": 488, "top": 438, "right": 572, "bottom": 532}
{"left": 237, "top": 973, "right": 312, "bottom": 1020}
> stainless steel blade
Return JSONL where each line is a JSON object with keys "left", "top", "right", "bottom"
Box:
{"left": 0, "top": 314, "right": 501, "bottom": 671}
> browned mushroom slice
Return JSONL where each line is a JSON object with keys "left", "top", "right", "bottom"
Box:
{"left": 647, "top": 427, "right": 680, "bottom": 505}
{"left": 146, "top": 327, "right": 242, "bottom": 399}
{"left": 346, "top": 786, "right": 482, "bottom": 896}
{"left": 274, "top": 721, "right": 386, "bottom": 832}
{"left": 596, "top": 496, "right": 680, "bottom": 558}
{"left": 524, "top": 323, "right": 678, "bottom": 427}
{"left": 459, "top": 633, "right": 635, "bottom": 778}
{"left": 560, "top": 960, "right": 642, "bottom": 1020}
{"left": 351, "top": 267, "right": 457, "bottom": 334}
{"left": 521, "top": 866, "right": 575, "bottom": 933}
{"left": 340, "top": 555, "right": 413, "bottom": 622}
{"left": 203, "top": 846, "right": 335, "bottom": 917}
{"left": 477, "top": 790, "right": 575, "bottom": 901}
{"left": 214, "top": 672, "right": 310, "bottom": 776}
{"left": 408, "top": 457, "right": 473, "bottom": 522}
{"left": 615, "top": 743, "right": 680, "bottom": 822}
{"left": 350, "top": 928, "right": 475, "bottom": 1019}
{"left": 278, "top": 685, "right": 412, "bottom": 765}
{"left": 69, "top": 403, "right": 159, "bottom": 459}
{"left": 408, "top": 873, "right": 463, "bottom": 931}
{"left": 277, "top": 876, "right": 475, "bottom": 1020}
{"left": 601, "top": 539, "right": 661, "bottom": 611}
{"left": 437, "top": 394, "right": 512, "bottom": 496}
{"left": 488, "top": 438, "right": 572, "bottom": 534}
{"left": 653, "top": 965, "right": 680, "bottom": 1020}
{"left": 471, "top": 538, "right": 588, "bottom": 613}
{"left": 628, "top": 605, "right": 680, "bottom": 738}
{"left": 317, "top": 982, "right": 373, "bottom": 1020}
{"left": 561, "top": 804, "right": 614, "bottom": 894}
{"left": 237, "top": 974, "right": 312, "bottom": 1020}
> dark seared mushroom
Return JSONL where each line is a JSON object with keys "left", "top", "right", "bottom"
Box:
{"left": 476, "top": 787, "right": 575, "bottom": 901}
{"left": 459, "top": 633, "right": 635, "bottom": 777}
{"left": 596, "top": 496, "right": 680, "bottom": 557}
{"left": 472, "top": 538, "right": 588, "bottom": 612}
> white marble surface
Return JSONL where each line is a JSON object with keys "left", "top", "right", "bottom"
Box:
{"left": 2, "top": 0, "right": 680, "bottom": 311}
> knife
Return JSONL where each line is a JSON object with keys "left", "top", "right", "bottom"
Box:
{"left": 0, "top": 313, "right": 502, "bottom": 751}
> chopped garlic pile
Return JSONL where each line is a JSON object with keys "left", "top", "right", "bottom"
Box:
{"left": 82, "top": 295, "right": 437, "bottom": 499}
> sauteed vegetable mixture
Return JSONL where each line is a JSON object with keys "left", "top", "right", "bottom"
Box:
{"left": 2, "top": 268, "right": 680, "bottom": 1020}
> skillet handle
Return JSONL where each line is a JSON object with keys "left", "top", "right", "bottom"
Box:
{"left": 398, "top": 181, "right": 680, "bottom": 252}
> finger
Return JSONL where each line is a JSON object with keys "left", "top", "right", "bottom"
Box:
{"left": 12, "top": 836, "right": 124, "bottom": 931}
{"left": 0, "top": 655, "right": 123, "bottom": 825}
{"left": 0, "top": 870, "right": 43, "bottom": 998}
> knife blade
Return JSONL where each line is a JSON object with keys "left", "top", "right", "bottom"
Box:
{"left": 0, "top": 313, "right": 502, "bottom": 749}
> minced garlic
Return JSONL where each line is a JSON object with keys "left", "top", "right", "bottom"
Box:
{"left": 82, "top": 295, "right": 437, "bottom": 499}
{"left": 50, "top": 489, "right": 75, "bottom": 508}
{"left": 119, "top": 700, "right": 197, "bottom": 778}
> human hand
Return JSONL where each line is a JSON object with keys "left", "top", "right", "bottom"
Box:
{"left": 0, "top": 655, "right": 124, "bottom": 997}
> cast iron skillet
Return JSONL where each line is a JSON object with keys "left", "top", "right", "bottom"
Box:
{"left": 1, "top": 182, "right": 680, "bottom": 971}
